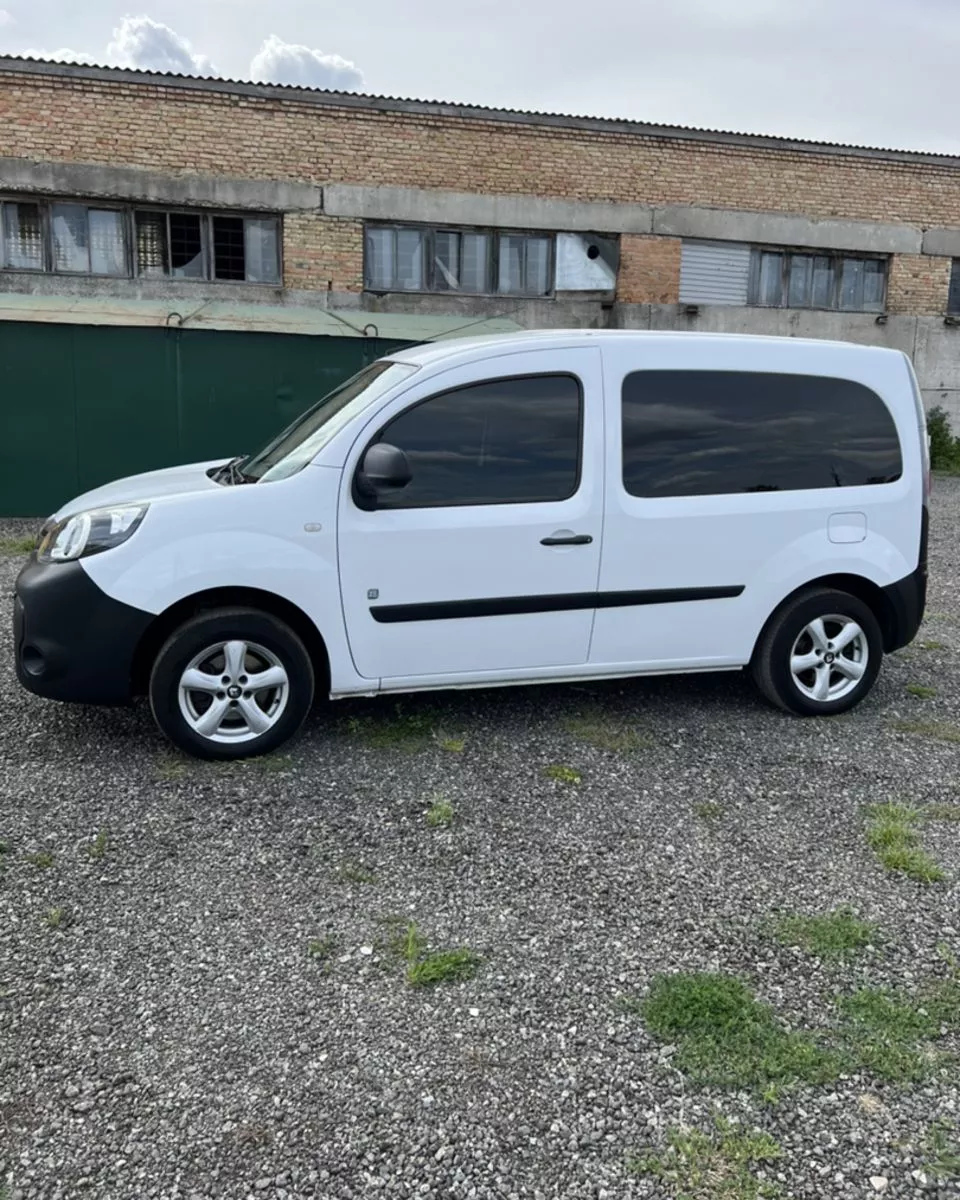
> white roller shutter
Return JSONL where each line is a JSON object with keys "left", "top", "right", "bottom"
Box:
{"left": 679, "top": 240, "right": 751, "bottom": 305}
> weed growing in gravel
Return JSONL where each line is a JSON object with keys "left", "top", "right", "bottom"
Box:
{"left": 425, "top": 796, "right": 454, "bottom": 828}
{"left": 307, "top": 933, "right": 340, "bottom": 969}
{"left": 332, "top": 859, "right": 377, "bottom": 885}
{"left": 923, "top": 1120, "right": 960, "bottom": 1182}
{"left": 85, "top": 829, "right": 110, "bottom": 861}
{"left": 906, "top": 683, "right": 937, "bottom": 699}
{"left": 0, "top": 535, "right": 36, "bottom": 555}
{"left": 769, "top": 907, "right": 877, "bottom": 959}
{"left": 436, "top": 734, "right": 466, "bottom": 753}
{"left": 641, "top": 972, "right": 836, "bottom": 1088}
{"left": 892, "top": 719, "right": 960, "bottom": 744}
{"left": 45, "top": 906, "right": 70, "bottom": 929}
{"left": 695, "top": 802, "right": 724, "bottom": 821}
{"left": 346, "top": 704, "right": 435, "bottom": 753}
{"left": 629, "top": 1115, "right": 783, "bottom": 1199}
{"left": 918, "top": 639, "right": 948, "bottom": 651}
{"left": 26, "top": 850, "right": 54, "bottom": 869}
{"left": 543, "top": 764, "right": 582, "bottom": 785}
{"left": 562, "top": 712, "right": 650, "bottom": 753}
{"left": 394, "top": 920, "right": 481, "bottom": 988}
{"left": 155, "top": 753, "right": 189, "bottom": 781}
{"left": 836, "top": 980, "right": 960, "bottom": 1082}
{"left": 926, "top": 803, "right": 960, "bottom": 822}
{"left": 0, "top": 840, "right": 8, "bottom": 856}
{"left": 256, "top": 754, "right": 294, "bottom": 774}
{"left": 866, "top": 804, "right": 945, "bottom": 883}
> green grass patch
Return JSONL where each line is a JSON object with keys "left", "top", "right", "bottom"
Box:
{"left": 769, "top": 907, "right": 877, "bottom": 959}
{"left": 256, "top": 753, "right": 294, "bottom": 774}
{"left": 629, "top": 1116, "right": 782, "bottom": 1199}
{"left": 332, "top": 859, "right": 377, "bottom": 885}
{"left": 926, "top": 803, "right": 960, "bottom": 822}
{"left": 562, "top": 712, "right": 651, "bottom": 753}
{"left": 542, "top": 764, "right": 582, "bottom": 785}
{"left": 924, "top": 1120, "right": 960, "bottom": 1182}
{"left": 906, "top": 683, "right": 937, "bottom": 699}
{"left": 640, "top": 972, "right": 836, "bottom": 1088}
{"left": 436, "top": 734, "right": 466, "bottom": 753}
{"left": 85, "top": 828, "right": 110, "bottom": 861}
{"left": 0, "top": 535, "right": 36, "bottom": 555}
{"left": 307, "top": 933, "right": 340, "bottom": 969}
{"left": 918, "top": 640, "right": 947, "bottom": 651}
{"left": 695, "top": 802, "right": 724, "bottom": 821}
{"left": 26, "top": 850, "right": 55, "bottom": 869}
{"left": 892, "top": 719, "right": 960, "bottom": 744}
{"left": 45, "top": 906, "right": 70, "bottom": 930}
{"left": 346, "top": 704, "right": 435, "bottom": 753}
{"left": 836, "top": 979, "right": 960, "bottom": 1082}
{"left": 392, "top": 919, "right": 481, "bottom": 988}
{"left": 155, "top": 753, "right": 190, "bottom": 781}
{"left": 866, "top": 804, "right": 945, "bottom": 883}
{"left": 425, "top": 796, "right": 454, "bottom": 829}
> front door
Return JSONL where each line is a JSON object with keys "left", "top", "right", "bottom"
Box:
{"left": 337, "top": 347, "right": 604, "bottom": 682}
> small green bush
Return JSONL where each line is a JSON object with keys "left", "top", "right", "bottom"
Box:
{"left": 927, "top": 406, "right": 960, "bottom": 473}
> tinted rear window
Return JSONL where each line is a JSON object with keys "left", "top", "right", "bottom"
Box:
{"left": 622, "top": 370, "right": 902, "bottom": 498}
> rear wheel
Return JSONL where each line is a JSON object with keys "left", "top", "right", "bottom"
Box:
{"left": 752, "top": 588, "right": 883, "bottom": 716}
{"left": 149, "top": 607, "right": 314, "bottom": 759}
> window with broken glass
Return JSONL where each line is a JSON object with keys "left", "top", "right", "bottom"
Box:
{"left": 0, "top": 197, "right": 280, "bottom": 284}
{"left": 364, "top": 224, "right": 554, "bottom": 296}
{"left": 749, "top": 248, "right": 887, "bottom": 312}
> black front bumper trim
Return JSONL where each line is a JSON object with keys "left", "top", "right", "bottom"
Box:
{"left": 14, "top": 558, "right": 154, "bottom": 705}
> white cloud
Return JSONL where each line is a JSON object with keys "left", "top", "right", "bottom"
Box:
{"left": 249, "top": 34, "right": 363, "bottom": 91}
{"left": 105, "top": 15, "right": 216, "bottom": 75}
{"left": 0, "top": 9, "right": 15, "bottom": 27}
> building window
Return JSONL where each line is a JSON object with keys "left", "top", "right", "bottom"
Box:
{"left": 948, "top": 260, "right": 960, "bottom": 314}
{"left": 621, "top": 370, "right": 902, "bottom": 499}
{"left": 364, "top": 224, "right": 554, "bottom": 296}
{"left": 0, "top": 196, "right": 281, "bottom": 284}
{"left": 134, "top": 210, "right": 281, "bottom": 283}
{"left": 749, "top": 249, "right": 886, "bottom": 312}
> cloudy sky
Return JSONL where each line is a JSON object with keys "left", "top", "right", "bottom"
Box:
{"left": 0, "top": 0, "right": 956, "bottom": 154}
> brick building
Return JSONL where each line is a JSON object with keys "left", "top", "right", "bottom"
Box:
{"left": 2, "top": 55, "right": 960, "bottom": 511}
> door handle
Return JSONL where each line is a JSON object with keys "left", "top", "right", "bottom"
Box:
{"left": 540, "top": 533, "right": 593, "bottom": 546}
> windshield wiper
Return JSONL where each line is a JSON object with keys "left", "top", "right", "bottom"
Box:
{"left": 215, "top": 456, "right": 253, "bottom": 486}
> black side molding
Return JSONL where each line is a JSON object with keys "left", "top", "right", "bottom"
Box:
{"left": 370, "top": 586, "right": 744, "bottom": 625}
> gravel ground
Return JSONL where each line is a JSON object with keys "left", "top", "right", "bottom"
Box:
{"left": 2, "top": 485, "right": 960, "bottom": 1200}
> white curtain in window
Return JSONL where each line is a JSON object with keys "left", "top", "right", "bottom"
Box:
{"left": 52, "top": 204, "right": 89, "bottom": 272}
{"left": 365, "top": 227, "right": 394, "bottom": 289}
{"left": 89, "top": 210, "right": 126, "bottom": 276}
{"left": 244, "top": 218, "right": 280, "bottom": 284}
{"left": 498, "top": 236, "right": 525, "bottom": 294}
{"left": 461, "top": 233, "right": 490, "bottom": 293}
{"left": 3, "top": 202, "right": 44, "bottom": 270}
{"left": 396, "top": 228, "right": 424, "bottom": 290}
{"left": 433, "top": 230, "right": 461, "bottom": 290}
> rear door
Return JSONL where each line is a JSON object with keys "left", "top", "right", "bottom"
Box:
{"left": 337, "top": 347, "right": 604, "bottom": 683}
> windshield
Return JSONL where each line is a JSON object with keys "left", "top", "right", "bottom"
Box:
{"left": 242, "top": 360, "right": 418, "bottom": 483}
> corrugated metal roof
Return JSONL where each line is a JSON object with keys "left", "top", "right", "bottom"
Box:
{"left": 0, "top": 292, "right": 523, "bottom": 341}
{"left": 1, "top": 55, "right": 957, "bottom": 166}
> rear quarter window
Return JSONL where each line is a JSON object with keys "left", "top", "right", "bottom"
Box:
{"left": 621, "top": 370, "right": 903, "bottom": 498}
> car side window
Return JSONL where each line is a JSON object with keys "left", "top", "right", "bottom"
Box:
{"left": 369, "top": 373, "right": 583, "bottom": 508}
{"left": 621, "top": 369, "right": 903, "bottom": 498}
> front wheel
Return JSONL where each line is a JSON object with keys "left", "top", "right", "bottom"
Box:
{"left": 752, "top": 588, "right": 883, "bottom": 716}
{"left": 149, "top": 607, "right": 315, "bottom": 760}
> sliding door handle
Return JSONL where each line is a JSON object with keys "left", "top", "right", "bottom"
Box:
{"left": 540, "top": 533, "right": 593, "bottom": 546}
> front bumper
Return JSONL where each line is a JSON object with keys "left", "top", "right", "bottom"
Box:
{"left": 14, "top": 558, "right": 154, "bottom": 705}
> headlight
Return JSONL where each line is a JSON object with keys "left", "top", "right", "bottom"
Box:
{"left": 37, "top": 504, "right": 149, "bottom": 563}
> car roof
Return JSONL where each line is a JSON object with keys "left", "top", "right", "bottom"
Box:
{"left": 386, "top": 328, "right": 905, "bottom": 370}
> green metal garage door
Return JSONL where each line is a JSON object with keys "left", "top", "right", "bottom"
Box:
{"left": 0, "top": 322, "right": 409, "bottom": 517}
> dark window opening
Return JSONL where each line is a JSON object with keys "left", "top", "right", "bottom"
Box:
{"left": 949, "top": 260, "right": 960, "bottom": 315}
{"left": 213, "top": 216, "right": 247, "bottom": 281}
{"left": 622, "top": 370, "right": 903, "bottom": 498}
{"left": 169, "top": 213, "right": 204, "bottom": 278}
{"left": 372, "top": 374, "right": 583, "bottom": 508}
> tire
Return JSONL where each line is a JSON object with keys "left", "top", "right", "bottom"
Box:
{"left": 149, "top": 607, "right": 315, "bottom": 760}
{"left": 752, "top": 587, "right": 883, "bottom": 717}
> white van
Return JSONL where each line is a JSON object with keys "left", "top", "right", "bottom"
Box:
{"left": 14, "top": 331, "right": 929, "bottom": 759}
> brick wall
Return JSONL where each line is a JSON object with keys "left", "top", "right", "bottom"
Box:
{"left": 886, "top": 254, "right": 952, "bottom": 316}
{"left": 2, "top": 67, "right": 960, "bottom": 304}
{"left": 617, "top": 235, "right": 682, "bottom": 303}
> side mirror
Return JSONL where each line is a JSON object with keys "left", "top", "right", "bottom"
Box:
{"left": 356, "top": 442, "right": 412, "bottom": 509}
{"left": 362, "top": 442, "right": 412, "bottom": 489}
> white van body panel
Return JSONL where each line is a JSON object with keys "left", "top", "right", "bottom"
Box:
{"left": 63, "top": 330, "right": 923, "bottom": 700}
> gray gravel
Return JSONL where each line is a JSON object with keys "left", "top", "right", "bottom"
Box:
{"left": 2, "top": 485, "right": 960, "bottom": 1200}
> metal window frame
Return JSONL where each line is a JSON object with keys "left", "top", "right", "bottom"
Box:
{"left": 0, "top": 196, "right": 50, "bottom": 273}
{"left": 363, "top": 221, "right": 556, "bottom": 297}
{"left": 748, "top": 246, "right": 888, "bottom": 312}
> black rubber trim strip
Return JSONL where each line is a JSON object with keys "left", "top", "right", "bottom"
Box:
{"left": 370, "top": 586, "right": 744, "bottom": 624}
